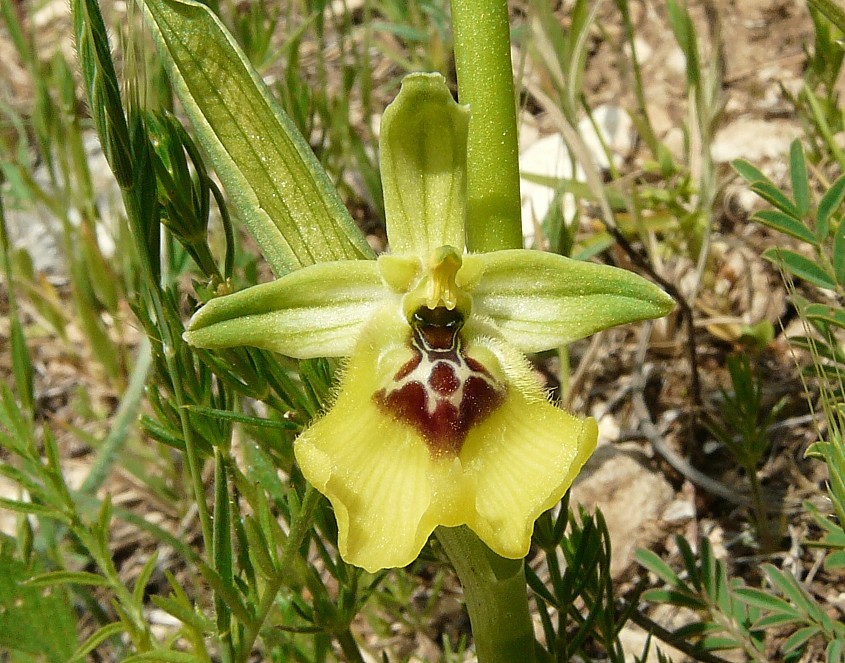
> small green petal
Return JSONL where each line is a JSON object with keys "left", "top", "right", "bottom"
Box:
{"left": 464, "top": 249, "right": 675, "bottom": 353}
{"left": 184, "top": 260, "right": 386, "bottom": 358}
{"left": 378, "top": 254, "right": 423, "bottom": 293}
{"left": 380, "top": 73, "right": 469, "bottom": 257}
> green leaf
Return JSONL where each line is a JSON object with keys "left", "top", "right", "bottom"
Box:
{"left": 211, "top": 449, "right": 233, "bottom": 633}
{"left": 804, "top": 82, "right": 845, "bottom": 168}
{"left": 763, "top": 248, "right": 836, "bottom": 289}
{"left": 666, "top": 0, "right": 700, "bottom": 89}
{"left": 0, "top": 497, "right": 64, "bottom": 520}
{"left": 183, "top": 405, "right": 297, "bottom": 430}
{"left": 762, "top": 565, "right": 815, "bottom": 613}
{"left": 826, "top": 638, "right": 845, "bottom": 663}
{"left": 816, "top": 173, "right": 845, "bottom": 240}
{"left": 72, "top": 0, "right": 133, "bottom": 187}
{"left": 732, "top": 159, "right": 771, "bottom": 185}
{"left": 712, "top": 565, "right": 732, "bottom": 617}
{"left": 673, "top": 621, "right": 723, "bottom": 638}
{"left": 240, "top": 439, "right": 289, "bottom": 505}
{"left": 150, "top": 594, "right": 214, "bottom": 634}
{"left": 0, "top": 544, "right": 77, "bottom": 661}
{"left": 825, "top": 550, "right": 845, "bottom": 570}
{"left": 380, "top": 72, "right": 469, "bottom": 257}
{"left": 807, "top": 502, "right": 845, "bottom": 538}
{"left": 809, "top": 0, "right": 845, "bottom": 35}
{"left": 700, "top": 635, "right": 743, "bottom": 651}
{"left": 9, "top": 317, "right": 33, "bottom": 413}
{"left": 196, "top": 559, "right": 252, "bottom": 625}
{"left": 641, "top": 588, "right": 707, "bottom": 611}
{"left": 751, "top": 181, "right": 802, "bottom": 218}
{"left": 674, "top": 535, "right": 702, "bottom": 591}
{"left": 700, "top": 538, "right": 717, "bottom": 602}
{"left": 801, "top": 303, "right": 845, "bottom": 329}
{"left": 834, "top": 215, "right": 845, "bottom": 286}
{"left": 69, "top": 622, "right": 125, "bottom": 662}
{"left": 122, "top": 652, "right": 206, "bottom": 663}
{"left": 755, "top": 612, "right": 803, "bottom": 629}
{"left": 790, "top": 140, "right": 811, "bottom": 217}
{"left": 81, "top": 337, "right": 153, "bottom": 495}
{"left": 753, "top": 209, "right": 817, "bottom": 245}
{"left": 141, "top": 0, "right": 373, "bottom": 275}
{"left": 23, "top": 570, "right": 112, "bottom": 588}
{"left": 782, "top": 625, "right": 821, "bottom": 654}
{"left": 133, "top": 551, "right": 160, "bottom": 609}
{"left": 524, "top": 565, "right": 558, "bottom": 607}
{"left": 244, "top": 515, "right": 277, "bottom": 578}
{"left": 636, "top": 548, "right": 681, "bottom": 586}
{"left": 0, "top": 0, "right": 33, "bottom": 66}
{"left": 733, "top": 587, "right": 800, "bottom": 616}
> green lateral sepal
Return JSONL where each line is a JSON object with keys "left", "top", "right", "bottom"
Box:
{"left": 464, "top": 249, "right": 675, "bottom": 353}
{"left": 184, "top": 260, "right": 385, "bottom": 358}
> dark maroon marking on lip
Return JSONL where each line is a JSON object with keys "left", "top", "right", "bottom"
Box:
{"left": 429, "top": 362, "right": 460, "bottom": 395}
{"left": 377, "top": 383, "right": 464, "bottom": 449}
{"left": 374, "top": 306, "right": 505, "bottom": 456}
{"left": 378, "top": 381, "right": 427, "bottom": 430}
{"left": 460, "top": 376, "right": 502, "bottom": 426}
{"left": 465, "top": 356, "right": 492, "bottom": 376}
{"left": 393, "top": 353, "right": 422, "bottom": 381}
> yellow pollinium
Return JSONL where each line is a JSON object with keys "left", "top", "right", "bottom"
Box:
{"left": 425, "top": 246, "right": 463, "bottom": 310}
{"left": 398, "top": 245, "right": 472, "bottom": 324}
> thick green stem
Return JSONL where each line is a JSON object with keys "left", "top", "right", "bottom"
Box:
{"left": 436, "top": 526, "right": 536, "bottom": 663}
{"left": 450, "top": 0, "right": 523, "bottom": 252}
{"left": 336, "top": 629, "right": 366, "bottom": 663}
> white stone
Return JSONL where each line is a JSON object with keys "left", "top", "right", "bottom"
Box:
{"left": 662, "top": 498, "right": 696, "bottom": 522}
{"left": 596, "top": 412, "right": 621, "bottom": 447}
{"left": 581, "top": 104, "right": 635, "bottom": 171}
{"left": 627, "top": 36, "right": 653, "bottom": 64}
{"left": 519, "top": 105, "right": 634, "bottom": 245}
{"left": 666, "top": 46, "right": 688, "bottom": 77}
{"left": 711, "top": 118, "right": 802, "bottom": 164}
{"left": 519, "top": 132, "right": 580, "bottom": 246}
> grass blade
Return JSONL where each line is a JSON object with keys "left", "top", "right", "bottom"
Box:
{"left": 81, "top": 338, "right": 153, "bottom": 494}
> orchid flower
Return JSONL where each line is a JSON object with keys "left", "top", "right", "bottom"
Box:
{"left": 184, "top": 73, "right": 673, "bottom": 573}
